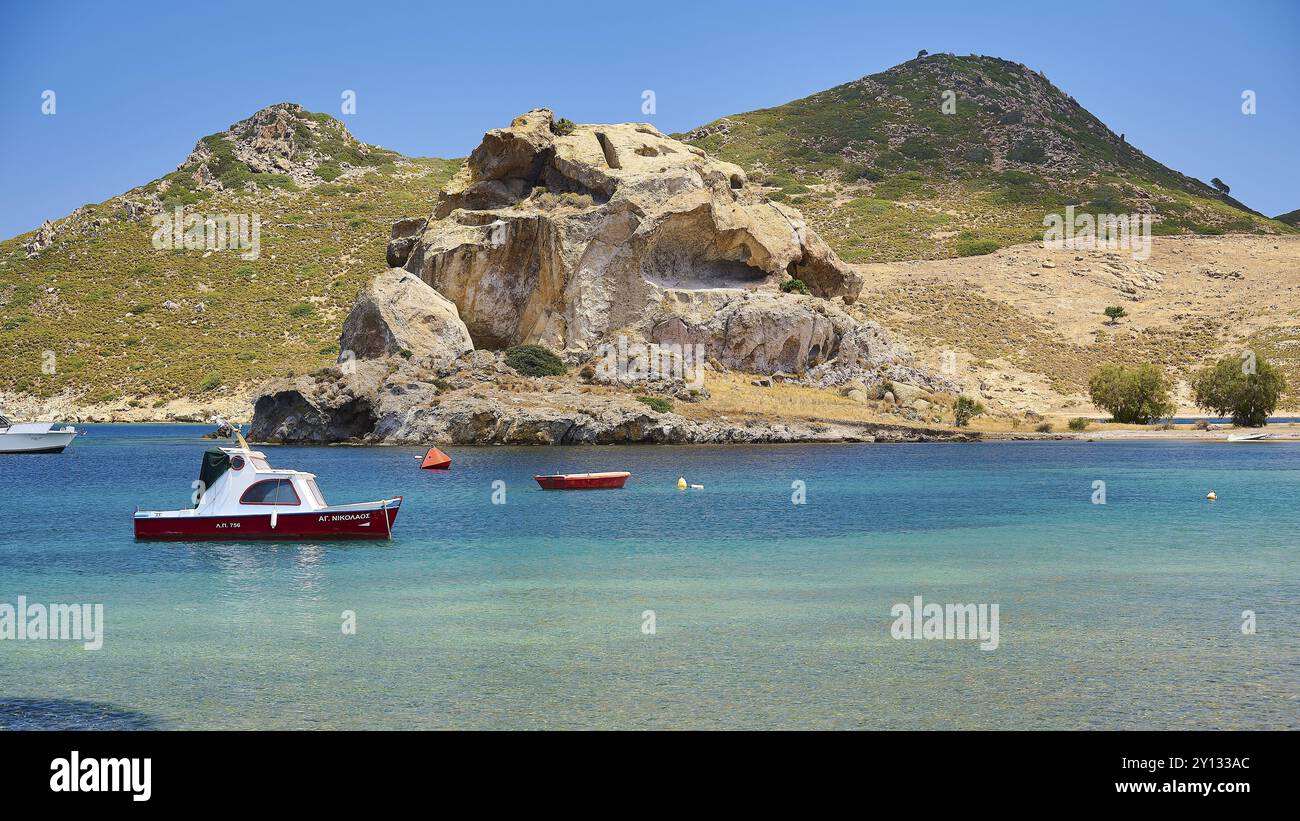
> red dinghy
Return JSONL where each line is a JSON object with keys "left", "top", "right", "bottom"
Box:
{"left": 134, "top": 435, "right": 401, "bottom": 541}
{"left": 534, "top": 471, "right": 630, "bottom": 490}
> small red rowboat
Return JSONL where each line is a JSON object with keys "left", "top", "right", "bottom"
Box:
{"left": 134, "top": 435, "right": 402, "bottom": 540}
{"left": 534, "top": 471, "right": 630, "bottom": 490}
{"left": 420, "top": 447, "right": 451, "bottom": 470}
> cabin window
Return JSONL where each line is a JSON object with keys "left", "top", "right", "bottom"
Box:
{"left": 230, "top": 455, "right": 245, "bottom": 471}
{"left": 250, "top": 457, "right": 272, "bottom": 471}
{"left": 304, "top": 478, "right": 326, "bottom": 507}
{"left": 240, "top": 479, "right": 301, "bottom": 506}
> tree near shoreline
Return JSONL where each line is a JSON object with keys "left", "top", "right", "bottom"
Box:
{"left": 1191, "top": 352, "right": 1287, "bottom": 427}
{"left": 1087, "top": 363, "right": 1176, "bottom": 424}
{"left": 953, "top": 396, "right": 984, "bottom": 427}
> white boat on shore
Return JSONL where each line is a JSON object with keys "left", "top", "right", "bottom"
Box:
{"left": 0, "top": 413, "right": 79, "bottom": 454}
{"left": 1226, "top": 431, "right": 1270, "bottom": 442}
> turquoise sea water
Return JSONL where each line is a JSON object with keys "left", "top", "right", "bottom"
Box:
{"left": 0, "top": 424, "right": 1296, "bottom": 730}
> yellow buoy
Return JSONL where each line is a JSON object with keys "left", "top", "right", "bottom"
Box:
{"left": 1206, "top": 491, "right": 1217, "bottom": 501}
{"left": 677, "top": 477, "right": 687, "bottom": 490}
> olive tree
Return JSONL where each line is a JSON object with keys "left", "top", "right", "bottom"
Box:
{"left": 1087, "top": 363, "right": 1176, "bottom": 424}
{"left": 1191, "top": 352, "right": 1287, "bottom": 427}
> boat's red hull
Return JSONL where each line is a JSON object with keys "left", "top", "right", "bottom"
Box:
{"left": 534, "top": 472, "right": 630, "bottom": 490}
{"left": 134, "top": 502, "right": 401, "bottom": 541}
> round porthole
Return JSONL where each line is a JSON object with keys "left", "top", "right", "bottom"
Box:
{"left": 231, "top": 455, "right": 245, "bottom": 470}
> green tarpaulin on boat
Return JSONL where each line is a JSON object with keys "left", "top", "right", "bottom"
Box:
{"left": 196, "top": 448, "right": 230, "bottom": 505}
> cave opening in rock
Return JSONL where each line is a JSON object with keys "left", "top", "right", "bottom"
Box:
{"left": 638, "top": 208, "right": 773, "bottom": 290}
{"left": 730, "top": 174, "right": 743, "bottom": 190}
{"left": 642, "top": 255, "right": 770, "bottom": 290}
{"left": 328, "top": 397, "right": 378, "bottom": 441}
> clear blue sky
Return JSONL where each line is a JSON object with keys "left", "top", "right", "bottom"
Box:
{"left": 2, "top": 0, "right": 1297, "bottom": 238}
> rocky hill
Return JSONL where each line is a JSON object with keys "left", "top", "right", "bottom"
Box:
{"left": 0, "top": 104, "right": 459, "bottom": 418}
{"left": 684, "top": 53, "right": 1294, "bottom": 262}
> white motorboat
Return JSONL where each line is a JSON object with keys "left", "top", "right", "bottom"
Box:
{"left": 0, "top": 413, "right": 79, "bottom": 454}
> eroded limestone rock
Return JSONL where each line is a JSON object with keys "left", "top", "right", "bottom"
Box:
{"left": 400, "top": 109, "right": 864, "bottom": 352}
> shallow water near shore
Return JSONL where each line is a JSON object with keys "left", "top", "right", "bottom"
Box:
{"left": 0, "top": 424, "right": 1296, "bottom": 729}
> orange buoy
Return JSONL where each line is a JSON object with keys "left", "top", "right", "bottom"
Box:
{"left": 420, "top": 447, "right": 451, "bottom": 470}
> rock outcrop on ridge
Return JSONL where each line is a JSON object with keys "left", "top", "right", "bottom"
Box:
{"left": 177, "top": 103, "right": 396, "bottom": 191}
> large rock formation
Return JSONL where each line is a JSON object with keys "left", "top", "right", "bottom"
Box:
{"left": 249, "top": 110, "right": 960, "bottom": 446}
{"left": 391, "top": 109, "right": 864, "bottom": 357}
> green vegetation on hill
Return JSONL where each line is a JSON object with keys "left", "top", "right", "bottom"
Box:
{"left": 683, "top": 53, "right": 1294, "bottom": 261}
{"left": 504, "top": 344, "right": 566, "bottom": 377}
{"left": 0, "top": 120, "right": 460, "bottom": 404}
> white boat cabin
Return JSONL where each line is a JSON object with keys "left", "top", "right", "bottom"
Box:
{"left": 190, "top": 446, "right": 331, "bottom": 516}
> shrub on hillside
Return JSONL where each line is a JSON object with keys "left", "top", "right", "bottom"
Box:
{"left": 843, "top": 164, "right": 883, "bottom": 182}
{"left": 1087, "top": 363, "right": 1176, "bottom": 424}
{"left": 898, "top": 137, "right": 940, "bottom": 160}
{"left": 636, "top": 396, "right": 672, "bottom": 413}
{"left": 953, "top": 396, "right": 984, "bottom": 427}
{"left": 505, "top": 344, "right": 566, "bottom": 377}
{"left": 1068, "top": 417, "right": 1090, "bottom": 431}
{"left": 1191, "top": 352, "right": 1287, "bottom": 427}
{"left": 781, "top": 278, "right": 810, "bottom": 295}
{"left": 1008, "top": 139, "right": 1046, "bottom": 164}
{"left": 956, "top": 237, "right": 999, "bottom": 256}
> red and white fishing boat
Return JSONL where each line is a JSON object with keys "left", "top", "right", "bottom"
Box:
{"left": 134, "top": 432, "right": 401, "bottom": 541}
{"left": 534, "top": 471, "right": 630, "bottom": 490}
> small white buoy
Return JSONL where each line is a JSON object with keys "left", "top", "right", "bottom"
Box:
{"left": 1206, "top": 491, "right": 1217, "bottom": 501}
{"left": 690, "top": 484, "right": 704, "bottom": 490}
